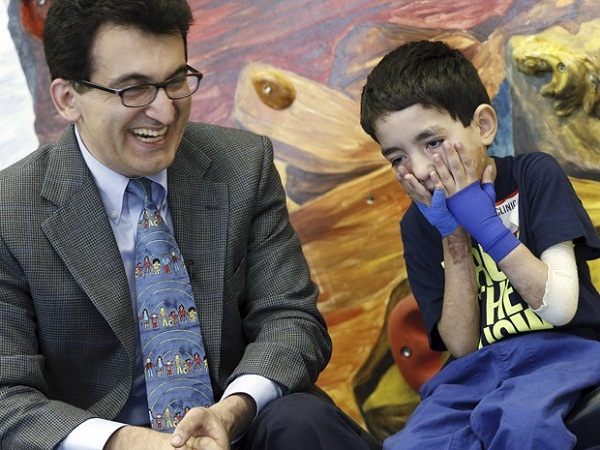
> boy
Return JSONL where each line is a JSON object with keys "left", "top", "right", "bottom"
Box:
{"left": 0, "top": 0, "right": 375, "bottom": 449}
{"left": 360, "top": 40, "right": 600, "bottom": 449}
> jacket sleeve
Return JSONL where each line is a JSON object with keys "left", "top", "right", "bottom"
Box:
{"left": 223, "top": 134, "right": 332, "bottom": 392}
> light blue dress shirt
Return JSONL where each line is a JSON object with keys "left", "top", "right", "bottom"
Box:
{"left": 58, "top": 127, "right": 281, "bottom": 449}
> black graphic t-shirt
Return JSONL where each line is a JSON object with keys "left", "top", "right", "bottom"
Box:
{"left": 401, "top": 152, "right": 600, "bottom": 352}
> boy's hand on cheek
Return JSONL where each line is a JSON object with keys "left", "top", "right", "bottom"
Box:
{"left": 397, "top": 166, "right": 459, "bottom": 237}
{"left": 415, "top": 189, "right": 458, "bottom": 237}
{"left": 435, "top": 141, "right": 479, "bottom": 195}
{"left": 396, "top": 166, "right": 435, "bottom": 205}
{"left": 446, "top": 178, "right": 519, "bottom": 262}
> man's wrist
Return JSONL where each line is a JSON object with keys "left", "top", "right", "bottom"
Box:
{"left": 104, "top": 426, "right": 171, "bottom": 450}
{"left": 214, "top": 393, "right": 256, "bottom": 441}
{"left": 58, "top": 418, "right": 125, "bottom": 450}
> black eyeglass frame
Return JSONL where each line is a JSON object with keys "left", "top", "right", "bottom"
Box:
{"left": 73, "top": 65, "right": 203, "bottom": 108}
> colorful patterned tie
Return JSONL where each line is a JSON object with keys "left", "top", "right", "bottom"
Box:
{"left": 128, "top": 178, "right": 214, "bottom": 432}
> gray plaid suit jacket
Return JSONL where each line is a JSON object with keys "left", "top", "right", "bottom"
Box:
{"left": 0, "top": 123, "right": 331, "bottom": 449}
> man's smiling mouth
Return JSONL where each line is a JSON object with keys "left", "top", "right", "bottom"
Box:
{"left": 132, "top": 127, "right": 168, "bottom": 143}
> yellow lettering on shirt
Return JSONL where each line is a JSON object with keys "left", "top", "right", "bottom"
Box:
{"left": 475, "top": 242, "right": 553, "bottom": 348}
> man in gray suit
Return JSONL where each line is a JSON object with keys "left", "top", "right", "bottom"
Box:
{"left": 0, "top": 1, "right": 377, "bottom": 449}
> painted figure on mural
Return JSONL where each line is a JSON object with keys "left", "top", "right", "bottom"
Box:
{"left": 360, "top": 40, "right": 600, "bottom": 449}
{"left": 508, "top": 21, "right": 600, "bottom": 180}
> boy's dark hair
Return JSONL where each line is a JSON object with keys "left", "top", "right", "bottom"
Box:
{"left": 43, "top": 0, "right": 194, "bottom": 82}
{"left": 360, "top": 40, "right": 491, "bottom": 142}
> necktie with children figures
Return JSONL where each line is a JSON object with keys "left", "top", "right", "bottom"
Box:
{"left": 128, "top": 177, "right": 214, "bottom": 433}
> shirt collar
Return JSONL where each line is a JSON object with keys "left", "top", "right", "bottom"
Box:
{"left": 75, "top": 126, "right": 168, "bottom": 224}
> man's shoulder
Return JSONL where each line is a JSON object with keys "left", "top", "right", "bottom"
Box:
{"left": 183, "top": 122, "right": 265, "bottom": 149}
{"left": 0, "top": 125, "right": 77, "bottom": 182}
{"left": 175, "top": 122, "right": 272, "bottom": 183}
{"left": 0, "top": 145, "right": 51, "bottom": 217}
{"left": 178, "top": 122, "right": 271, "bottom": 175}
{"left": 0, "top": 142, "right": 54, "bottom": 189}
{"left": 0, "top": 126, "right": 82, "bottom": 206}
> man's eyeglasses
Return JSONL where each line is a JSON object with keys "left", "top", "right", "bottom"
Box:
{"left": 74, "top": 65, "right": 203, "bottom": 108}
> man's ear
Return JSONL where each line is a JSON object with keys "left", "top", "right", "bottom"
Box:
{"left": 49, "top": 78, "right": 81, "bottom": 123}
{"left": 474, "top": 104, "right": 498, "bottom": 146}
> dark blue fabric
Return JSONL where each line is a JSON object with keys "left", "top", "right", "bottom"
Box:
{"left": 237, "top": 392, "right": 372, "bottom": 450}
{"left": 384, "top": 332, "right": 600, "bottom": 450}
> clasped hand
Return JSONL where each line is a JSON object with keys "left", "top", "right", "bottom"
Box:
{"left": 170, "top": 394, "right": 255, "bottom": 450}
{"left": 107, "top": 394, "right": 256, "bottom": 450}
{"left": 169, "top": 404, "right": 230, "bottom": 450}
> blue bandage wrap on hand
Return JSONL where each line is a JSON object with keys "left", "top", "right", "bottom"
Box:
{"left": 446, "top": 181, "right": 520, "bottom": 262}
{"left": 415, "top": 189, "right": 459, "bottom": 237}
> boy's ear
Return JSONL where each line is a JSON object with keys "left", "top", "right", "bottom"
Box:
{"left": 474, "top": 104, "right": 498, "bottom": 146}
{"left": 49, "top": 78, "right": 81, "bottom": 123}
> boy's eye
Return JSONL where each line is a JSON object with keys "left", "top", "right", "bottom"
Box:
{"left": 390, "top": 155, "right": 405, "bottom": 167}
{"left": 425, "top": 139, "right": 444, "bottom": 150}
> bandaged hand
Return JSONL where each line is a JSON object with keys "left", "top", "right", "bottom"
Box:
{"left": 415, "top": 189, "right": 459, "bottom": 237}
{"left": 446, "top": 181, "right": 519, "bottom": 262}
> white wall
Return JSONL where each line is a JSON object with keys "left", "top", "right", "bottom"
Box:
{"left": 0, "top": 0, "right": 39, "bottom": 169}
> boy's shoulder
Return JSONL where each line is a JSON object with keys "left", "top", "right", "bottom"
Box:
{"left": 493, "top": 151, "right": 563, "bottom": 185}
{"left": 493, "top": 149, "right": 550, "bottom": 162}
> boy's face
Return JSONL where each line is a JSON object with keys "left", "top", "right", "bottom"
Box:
{"left": 374, "top": 104, "right": 492, "bottom": 193}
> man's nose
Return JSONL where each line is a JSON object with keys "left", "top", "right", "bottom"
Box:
{"left": 145, "top": 88, "right": 177, "bottom": 122}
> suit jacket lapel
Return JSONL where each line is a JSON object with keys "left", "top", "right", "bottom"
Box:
{"left": 37, "top": 127, "right": 230, "bottom": 376}
{"left": 40, "top": 126, "right": 136, "bottom": 358}
{"left": 168, "top": 139, "right": 229, "bottom": 381}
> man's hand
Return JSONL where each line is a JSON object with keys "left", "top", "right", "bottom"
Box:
{"left": 104, "top": 394, "right": 256, "bottom": 450}
{"left": 171, "top": 394, "right": 256, "bottom": 450}
{"left": 104, "top": 426, "right": 186, "bottom": 450}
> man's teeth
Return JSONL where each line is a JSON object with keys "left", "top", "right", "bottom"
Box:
{"left": 133, "top": 127, "right": 167, "bottom": 142}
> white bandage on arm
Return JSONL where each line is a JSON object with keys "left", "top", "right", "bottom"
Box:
{"left": 532, "top": 240, "right": 579, "bottom": 325}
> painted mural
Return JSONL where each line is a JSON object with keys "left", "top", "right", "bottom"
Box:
{"left": 5, "top": 0, "right": 600, "bottom": 442}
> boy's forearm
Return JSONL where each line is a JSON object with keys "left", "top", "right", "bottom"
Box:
{"left": 497, "top": 243, "right": 548, "bottom": 310}
{"left": 438, "top": 227, "right": 480, "bottom": 357}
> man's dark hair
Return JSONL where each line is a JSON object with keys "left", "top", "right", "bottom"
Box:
{"left": 43, "top": 0, "right": 194, "bottom": 81}
{"left": 360, "top": 40, "right": 491, "bottom": 142}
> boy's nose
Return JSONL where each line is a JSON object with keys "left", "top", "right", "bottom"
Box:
{"left": 411, "top": 153, "right": 433, "bottom": 181}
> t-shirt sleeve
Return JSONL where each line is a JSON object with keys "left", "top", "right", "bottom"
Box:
{"left": 516, "top": 152, "right": 600, "bottom": 260}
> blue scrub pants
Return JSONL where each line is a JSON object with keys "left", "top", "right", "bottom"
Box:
{"left": 384, "top": 332, "right": 600, "bottom": 450}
